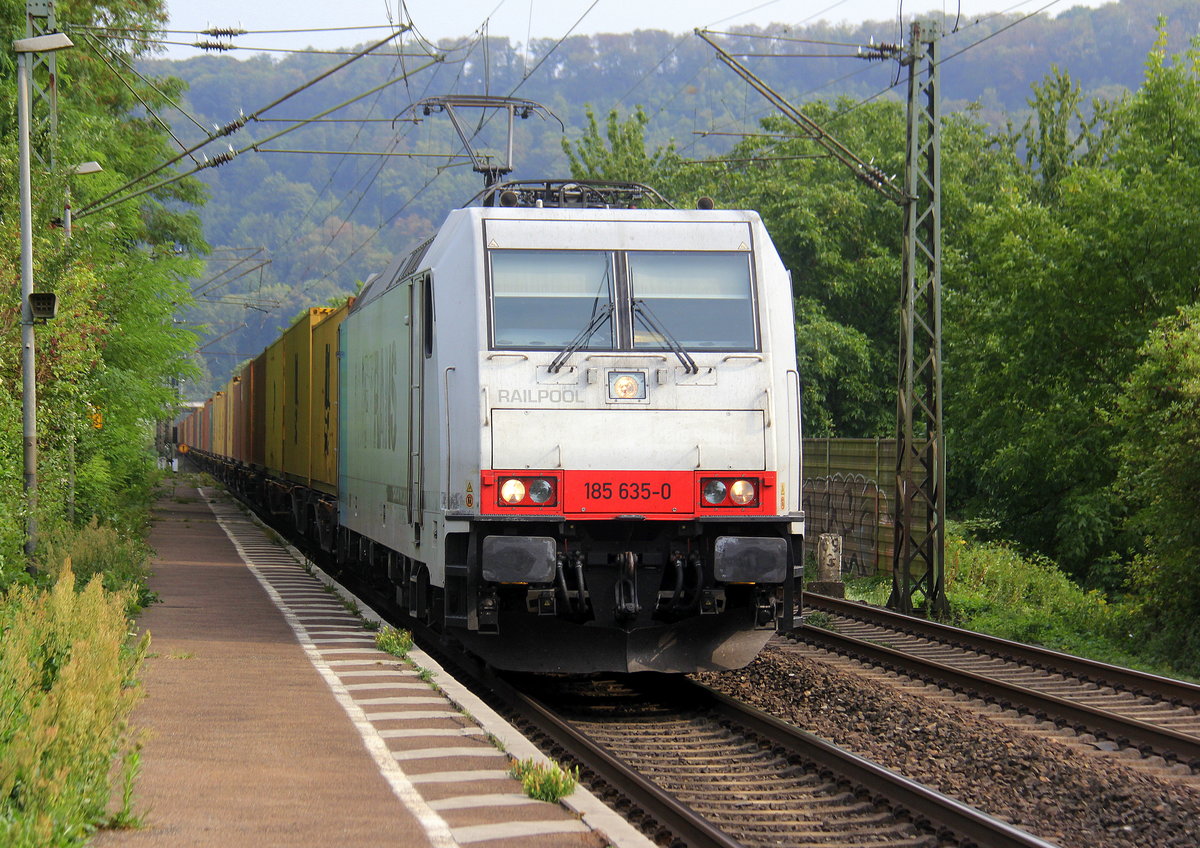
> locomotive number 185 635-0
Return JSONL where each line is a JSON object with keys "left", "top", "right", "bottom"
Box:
{"left": 583, "top": 481, "right": 672, "bottom": 501}
{"left": 564, "top": 471, "right": 693, "bottom": 514}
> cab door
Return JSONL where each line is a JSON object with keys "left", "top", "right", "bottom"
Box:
{"left": 407, "top": 273, "right": 432, "bottom": 532}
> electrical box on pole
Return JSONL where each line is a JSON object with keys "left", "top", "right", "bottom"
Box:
{"left": 889, "top": 23, "right": 947, "bottom": 616}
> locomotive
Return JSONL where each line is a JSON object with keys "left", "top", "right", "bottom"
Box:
{"left": 179, "top": 181, "right": 804, "bottom": 673}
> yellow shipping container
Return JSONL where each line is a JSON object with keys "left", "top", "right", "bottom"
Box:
{"left": 264, "top": 335, "right": 286, "bottom": 476}
{"left": 281, "top": 308, "right": 335, "bottom": 485}
{"left": 309, "top": 300, "right": 352, "bottom": 494}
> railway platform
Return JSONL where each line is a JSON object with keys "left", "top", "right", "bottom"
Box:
{"left": 93, "top": 477, "right": 651, "bottom": 848}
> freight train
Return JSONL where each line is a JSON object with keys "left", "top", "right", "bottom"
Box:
{"left": 177, "top": 180, "right": 804, "bottom": 673}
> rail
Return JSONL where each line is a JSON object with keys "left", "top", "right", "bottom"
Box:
{"left": 796, "top": 595, "right": 1200, "bottom": 767}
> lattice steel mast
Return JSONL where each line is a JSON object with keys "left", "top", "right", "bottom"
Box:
{"left": 889, "top": 23, "right": 946, "bottom": 616}
{"left": 23, "top": 0, "right": 60, "bottom": 169}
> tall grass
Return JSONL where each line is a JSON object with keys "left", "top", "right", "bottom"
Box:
{"left": 36, "top": 519, "right": 156, "bottom": 611}
{"left": 842, "top": 527, "right": 1169, "bottom": 676}
{"left": 0, "top": 566, "right": 147, "bottom": 846}
{"left": 942, "top": 535, "right": 1117, "bottom": 655}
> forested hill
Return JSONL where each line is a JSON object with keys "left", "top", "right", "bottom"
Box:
{"left": 144, "top": 0, "right": 1198, "bottom": 396}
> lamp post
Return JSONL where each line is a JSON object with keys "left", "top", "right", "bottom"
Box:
{"left": 15, "top": 31, "right": 73, "bottom": 560}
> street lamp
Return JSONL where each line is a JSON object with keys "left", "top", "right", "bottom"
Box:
{"left": 65, "top": 161, "right": 102, "bottom": 237}
{"left": 15, "top": 31, "right": 74, "bottom": 561}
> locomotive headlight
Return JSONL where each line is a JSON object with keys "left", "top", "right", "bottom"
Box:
{"left": 702, "top": 479, "right": 728, "bottom": 505}
{"left": 729, "top": 479, "right": 756, "bottom": 506}
{"left": 500, "top": 479, "right": 526, "bottom": 504}
{"left": 608, "top": 371, "right": 646, "bottom": 400}
{"left": 528, "top": 478, "right": 554, "bottom": 504}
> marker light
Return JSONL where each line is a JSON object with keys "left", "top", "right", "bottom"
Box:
{"left": 497, "top": 476, "right": 557, "bottom": 507}
{"left": 700, "top": 477, "right": 761, "bottom": 508}
{"left": 528, "top": 478, "right": 554, "bottom": 504}
{"left": 702, "top": 479, "right": 728, "bottom": 505}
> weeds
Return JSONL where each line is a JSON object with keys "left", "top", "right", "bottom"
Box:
{"left": 509, "top": 758, "right": 579, "bottom": 802}
{"left": 0, "top": 567, "right": 147, "bottom": 846}
{"left": 374, "top": 626, "right": 414, "bottom": 658}
{"left": 34, "top": 519, "right": 157, "bottom": 612}
{"left": 804, "top": 611, "right": 835, "bottom": 630}
{"left": 106, "top": 742, "right": 145, "bottom": 830}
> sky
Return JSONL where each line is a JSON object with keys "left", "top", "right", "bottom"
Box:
{"left": 162, "top": 0, "right": 1105, "bottom": 59}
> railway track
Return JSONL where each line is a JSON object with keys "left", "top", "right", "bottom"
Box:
{"left": 365, "top": 581, "right": 1058, "bottom": 848}
{"left": 793, "top": 593, "right": 1200, "bottom": 773}
{"left": 486, "top": 670, "right": 1056, "bottom": 848}
{"left": 244, "top": 500, "right": 1080, "bottom": 846}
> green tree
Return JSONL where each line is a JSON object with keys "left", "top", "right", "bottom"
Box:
{"left": 561, "top": 104, "right": 682, "bottom": 189}
{"left": 947, "top": 27, "right": 1200, "bottom": 585}
{"left": 1113, "top": 304, "right": 1200, "bottom": 671}
{"left": 0, "top": 0, "right": 205, "bottom": 577}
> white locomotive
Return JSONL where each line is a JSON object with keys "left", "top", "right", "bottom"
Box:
{"left": 337, "top": 181, "right": 804, "bottom": 673}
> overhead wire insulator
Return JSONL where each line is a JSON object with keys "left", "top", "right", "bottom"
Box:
{"left": 201, "top": 27, "right": 247, "bottom": 38}
{"left": 857, "top": 42, "right": 902, "bottom": 62}
{"left": 194, "top": 40, "right": 234, "bottom": 52}
{"left": 216, "top": 116, "right": 247, "bottom": 137}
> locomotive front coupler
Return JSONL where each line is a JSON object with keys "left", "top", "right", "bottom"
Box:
{"left": 614, "top": 551, "right": 640, "bottom": 620}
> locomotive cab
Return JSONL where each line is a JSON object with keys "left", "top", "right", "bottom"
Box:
{"left": 339, "top": 182, "right": 804, "bottom": 674}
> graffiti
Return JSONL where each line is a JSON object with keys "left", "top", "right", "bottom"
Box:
{"left": 803, "top": 474, "right": 893, "bottom": 578}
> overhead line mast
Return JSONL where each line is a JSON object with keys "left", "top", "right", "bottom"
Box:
{"left": 697, "top": 23, "right": 947, "bottom": 617}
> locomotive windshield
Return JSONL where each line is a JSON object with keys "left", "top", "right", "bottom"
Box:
{"left": 490, "top": 250, "right": 614, "bottom": 348}
{"left": 628, "top": 251, "right": 755, "bottom": 350}
{"left": 488, "top": 249, "right": 757, "bottom": 352}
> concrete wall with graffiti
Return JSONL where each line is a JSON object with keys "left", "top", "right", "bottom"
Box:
{"left": 802, "top": 438, "right": 923, "bottom": 578}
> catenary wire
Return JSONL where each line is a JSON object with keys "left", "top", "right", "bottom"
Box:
{"left": 76, "top": 31, "right": 412, "bottom": 218}
{"left": 76, "top": 32, "right": 204, "bottom": 164}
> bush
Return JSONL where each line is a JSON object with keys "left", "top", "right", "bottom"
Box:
{"left": 1113, "top": 304, "right": 1200, "bottom": 675}
{"left": 0, "top": 567, "right": 147, "bottom": 847}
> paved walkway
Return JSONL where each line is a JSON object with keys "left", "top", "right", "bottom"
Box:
{"left": 92, "top": 479, "right": 643, "bottom": 848}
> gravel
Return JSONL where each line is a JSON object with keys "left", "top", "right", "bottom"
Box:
{"left": 694, "top": 646, "right": 1200, "bottom": 848}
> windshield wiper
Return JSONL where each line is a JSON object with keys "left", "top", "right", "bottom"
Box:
{"left": 548, "top": 302, "right": 614, "bottom": 373}
{"left": 632, "top": 299, "right": 698, "bottom": 374}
